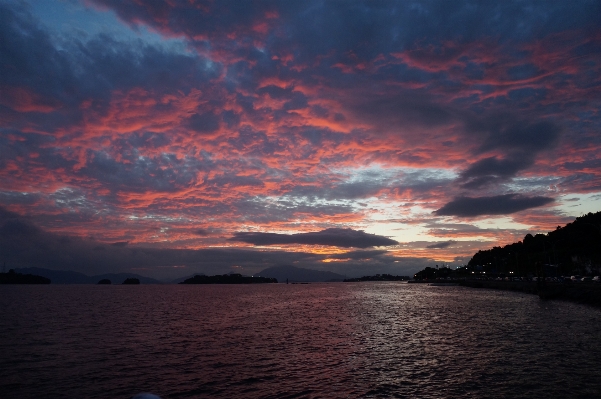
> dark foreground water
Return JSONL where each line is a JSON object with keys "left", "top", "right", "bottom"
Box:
{"left": 1, "top": 283, "right": 600, "bottom": 399}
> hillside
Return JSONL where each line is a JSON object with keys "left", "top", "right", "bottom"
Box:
{"left": 467, "top": 211, "right": 601, "bottom": 277}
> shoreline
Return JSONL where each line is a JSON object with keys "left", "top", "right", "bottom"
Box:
{"left": 457, "top": 280, "right": 601, "bottom": 308}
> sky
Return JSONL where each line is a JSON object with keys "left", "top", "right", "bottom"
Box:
{"left": 1, "top": 0, "right": 600, "bottom": 280}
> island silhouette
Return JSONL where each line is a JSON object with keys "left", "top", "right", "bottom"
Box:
{"left": 0, "top": 269, "right": 50, "bottom": 284}
{"left": 180, "top": 273, "right": 277, "bottom": 284}
{"left": 12, "top": 267, "right": 162, "bottom": 284}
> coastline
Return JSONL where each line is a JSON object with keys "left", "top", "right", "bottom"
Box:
{"left": 457, "top": 280, "right": 601, "bottom": 308}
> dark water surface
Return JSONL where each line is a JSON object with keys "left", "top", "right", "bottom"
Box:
{"left": 1, "top": 283, "right": 600, "bottom": 398}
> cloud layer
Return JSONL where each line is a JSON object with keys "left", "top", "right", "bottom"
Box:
{"left": 230, "top": 228, "right": 398, "bottom": 248}
{"left": 0, "top": 206, "right": 428, "bottom": 279}
{"left": 0, "top": 0, "right": 600, "bottom": 276}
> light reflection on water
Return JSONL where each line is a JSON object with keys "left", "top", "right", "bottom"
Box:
{"left": 1, "top": 283, "right": 600, "bottom": 398}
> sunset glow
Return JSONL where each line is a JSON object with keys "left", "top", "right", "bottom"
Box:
{"left": 1, "top": 0, "right": 600, "bottom": 279}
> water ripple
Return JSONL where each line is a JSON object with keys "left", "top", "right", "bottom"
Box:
{"left": 1, "top": 283, "right": 600, "bottom": 398}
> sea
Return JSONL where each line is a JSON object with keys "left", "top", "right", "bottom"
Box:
{"left": 1, "top": 283, "right": 600, "bottom": 399}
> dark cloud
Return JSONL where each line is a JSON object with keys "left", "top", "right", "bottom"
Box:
{"left": 458, "top": 120, "right": 562, "bottom": 189}
{"left": 282, "top": 92, "right": 309, "bottom": 111}
{"left": 426, "top": 240, "right": 456, "bottom": 249}
{"left": 349, "top": 93, "right": 454, "bottom": 130}
{"left": 0, "top": 206, "right": 20, "bottom": 220}
{"left": 476, "top": 121, "right": 561, "bottom": 155}
{"left": 0, "top": 2, "right": 220, "bottom": 130}
{"left": 0, "top": 3, "right": 73, "bottom": 109}
{"left": 458, "top": 156, "right": 533, "bottom": 189}
{"left": 78, "top": 151, "right": 207, "bottom": 193}
{"left": 0, "top": 190, "right": 42, "bottom": 207}
{"left": 435, "top": 194, "right": 555, "bottom": 217}
{"left": 91, "top": 0, "right": 601, "bottom": 67}
{"left": 229, "top": 228, "right": 398, "bottom": 248}
{"left": 188, "top": 112, "right": 220, "bottom": 133}
{"left": 0, "top": 217, "right": 40, "bottom": 237}
{"left": 222, "top": 110, "right": 241, "bottom": 128}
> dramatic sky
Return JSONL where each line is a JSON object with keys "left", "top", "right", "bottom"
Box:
{"left": 1, "top": 0, "right": 600, "bottom": 280}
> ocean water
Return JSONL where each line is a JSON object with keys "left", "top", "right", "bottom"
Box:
{"left": 1, "top": 283, "right": 600, "bottom": 398}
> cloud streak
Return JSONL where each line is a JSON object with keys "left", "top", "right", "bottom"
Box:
{"left": 230, "top": 228, "right": 399, "bottom": 248}
{"left": 435, "top": 194, "right": 555, "bottom": 217}
{"left": 426, "top": 241, "right": 456, "bottom": 249}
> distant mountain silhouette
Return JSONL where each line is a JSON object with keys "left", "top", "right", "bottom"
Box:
{"left": 15, "top": 267, "right": 162, "bottom": 284}
{"left": 256, "top": 265, "right": 344, "bottom": 282}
